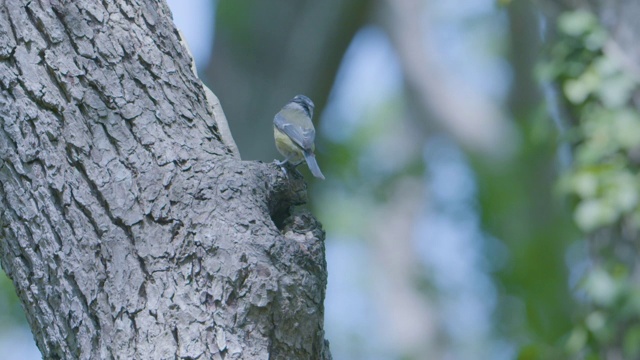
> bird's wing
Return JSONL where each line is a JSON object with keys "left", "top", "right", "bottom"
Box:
{"left": 274, "top": 112, "right": 315, "bottom": 150}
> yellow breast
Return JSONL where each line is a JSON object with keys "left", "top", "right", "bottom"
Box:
{"left": 274, "top": 127, "right": 305, "bottom": 163}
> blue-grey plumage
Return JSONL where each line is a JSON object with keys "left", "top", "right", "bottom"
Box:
{"left": 273, "top": 95, "right": 325, "bottom": 180}
{"left": 302, "top": 151, "right": 325, "bottom": 179}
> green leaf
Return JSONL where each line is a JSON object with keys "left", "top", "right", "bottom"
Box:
{"left": 564, "top": 79, "right": 592, "bottom": 104}
{"left": 624, "top": 325, "right": 640, "bottom": 358}
{"left": 613, "top": 109, "right": 640, "bottom": 149}
{"left": 585, "top": 311, "right": 606, "bottom": 332}
{"left": 603, "top": 171, "right": 638, "bottom": 213}
{"left": 565, "top": 326, "right": 588, "bottom": 354}
{"left": 584, "top": 28, "right": 607, "bottom": 50}
{"left": 597, "top": 74, "right": 636, "bottom": 107}
{"left": 574, "top": 198, "right": 617, "bottom": 232}
{"left": 583, "top": 267, "right": 619, "bottom": 306}
{"left": 571, "top": 171, "right": 598, "bottom": 198}
{"left": 558, "top": 10, "right": 598, "bottom": 37}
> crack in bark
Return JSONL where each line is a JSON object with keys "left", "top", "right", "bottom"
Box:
{"left": 63, "top": 272, "right": 101, "bottom": 350}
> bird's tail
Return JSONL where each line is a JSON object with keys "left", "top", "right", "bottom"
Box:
{"left": 303, "top": 151, "right": 325, "bottom": 180}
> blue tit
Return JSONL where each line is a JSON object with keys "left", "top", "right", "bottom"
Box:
{"left": 273, "top": 95, "right": 325, "bottom": 180}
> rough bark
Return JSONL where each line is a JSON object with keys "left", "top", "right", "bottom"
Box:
{"left": 0, "top": 1, "right": 330, "bottom": 359}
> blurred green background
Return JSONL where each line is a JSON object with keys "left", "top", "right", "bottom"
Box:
{"left": 3, "top": 0, "right": 640, "bottom": 359}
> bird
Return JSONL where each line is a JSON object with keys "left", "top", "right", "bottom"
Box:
{"left": 273, "top": 95, "right": 325, "bottom": 180}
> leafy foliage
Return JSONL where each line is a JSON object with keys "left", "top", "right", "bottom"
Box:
{"left": 532, "top": 9, "right": 640, "bottom": 359}
{"left": 542, "top": 10, "right": 640, "bottom": 233}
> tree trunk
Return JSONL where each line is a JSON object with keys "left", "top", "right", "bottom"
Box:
{"left": 0, "top": 1, "right": 330, "bottom": 359}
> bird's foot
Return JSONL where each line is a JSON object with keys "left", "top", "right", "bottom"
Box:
{"left": 274, "top": 159, "right": 289, "bottom": 177}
